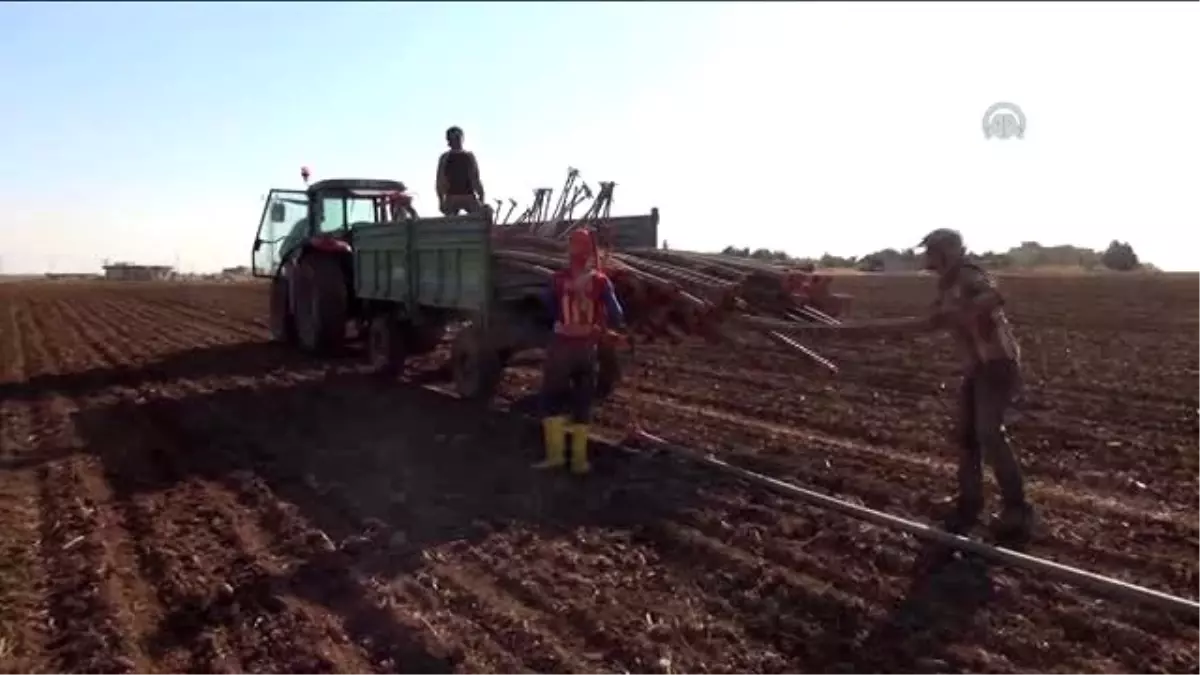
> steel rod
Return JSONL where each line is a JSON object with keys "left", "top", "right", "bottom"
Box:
{"left": 630, "top": 431, "right": 1200, "bottom": 619}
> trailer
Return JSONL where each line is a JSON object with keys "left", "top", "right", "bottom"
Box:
{"left": 250, "top": 177, "right": 658, "bottom": 402}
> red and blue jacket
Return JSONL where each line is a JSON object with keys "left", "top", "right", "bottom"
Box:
{"left": 543, "top": 269, "right": 625, "bottom": 341}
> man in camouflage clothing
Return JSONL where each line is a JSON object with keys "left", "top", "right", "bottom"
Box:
{"left": 819, "top": 228, "right": 1034, "bottom": 542}
{"left": 918, "top": 228, "right": 1033, "bottom": 542}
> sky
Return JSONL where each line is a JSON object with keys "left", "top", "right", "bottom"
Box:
{"left": 0, "top": 1, "right": 1197, "bottom": 274}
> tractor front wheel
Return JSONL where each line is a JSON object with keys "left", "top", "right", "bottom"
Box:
{"left": 293, "top": 254, "right": 348, "bottom": 355}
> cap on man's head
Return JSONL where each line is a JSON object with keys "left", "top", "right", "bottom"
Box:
{"left": 446, "top": 126, "right": 463, "bottom": 138}
{"left": 919, "top": 228, "right": 964, "bottom": 252}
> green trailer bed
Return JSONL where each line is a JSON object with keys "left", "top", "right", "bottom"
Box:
{"left": 351, "top": 210, "right": 659, "bottom": 318}
{"left": 353, "top": 212, "right": 494, "bottom": 313}
{"left": 348, "top": 209, "right": 655, "bottom": 400}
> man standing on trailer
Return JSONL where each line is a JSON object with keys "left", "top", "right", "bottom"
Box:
{"left": 436, "top": 126, "right": 486, "bottom": 216}
{"left": 535, "top": 228, "right": 625, "bottom": 475}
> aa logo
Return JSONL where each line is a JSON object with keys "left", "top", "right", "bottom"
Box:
{"left": 982, "top": 102, "right": 1026, "bottom": 140}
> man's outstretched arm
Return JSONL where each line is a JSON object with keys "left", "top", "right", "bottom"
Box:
{"left": 781, "top": 315, "right": 935, "bottom": 338}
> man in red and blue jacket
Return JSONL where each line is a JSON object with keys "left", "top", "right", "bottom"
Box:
{"left": 535, "top": 228, "right": 625, "bottom": 475}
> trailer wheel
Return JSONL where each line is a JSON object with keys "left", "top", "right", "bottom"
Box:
{"left": 367, "top": 315, "right": 407, "bottom": 376}
{"left": 451, "top": 324, "right": 502, "bottom": 402}
{"left": 293, "top": 253, "right": 347, "bottom": 355}
{"left": 406, "top": 322, "right": 447, "bottom": 355}
{"left": 595, "top": 342, "right": 622, "bottom": 401}
{"left": 268, "top": 274, "right": 296, "bottom": 344}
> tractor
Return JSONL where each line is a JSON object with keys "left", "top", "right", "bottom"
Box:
{"left": 251, "top": 178, "right": 445, "bottom": 356}
{"left": 251, "top": 176, "right": 659, "bottom": 402}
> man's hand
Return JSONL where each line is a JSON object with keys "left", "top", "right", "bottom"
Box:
{"left": 798, "top": 316, "right": 929, "bottom": 337}
{"left": 600, "top": 328, "right": 629, "bottom": 348}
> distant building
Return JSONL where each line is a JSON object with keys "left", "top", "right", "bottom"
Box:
{"left": 102, "top": 263, "right": 175, "bottom": 281}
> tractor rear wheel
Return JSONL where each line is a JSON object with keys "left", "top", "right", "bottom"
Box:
{"left": 268, "top": 274, "right": 296, "bottom": 344}
{"left": 293, "top": 254, "right": 347, "bottom": 355}
{"left": 450, "top": 323, "right": 502, "bottom": 402}
{"left": 367, "top": 314, "right": 407, "bottom": 376}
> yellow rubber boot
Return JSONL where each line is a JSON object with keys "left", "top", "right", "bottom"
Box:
{"left": 534, "top": 416, "right": 567, "bottom": 469}
{"left": 567, "top": 423, "right": 591, "bottom": 475}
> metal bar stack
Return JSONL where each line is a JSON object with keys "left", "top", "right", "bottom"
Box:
{"left": 490, "top": 231, "right": 850, "bottom": 373}
{"left": 488, "top": 167, "right": 853, "bottom": 372}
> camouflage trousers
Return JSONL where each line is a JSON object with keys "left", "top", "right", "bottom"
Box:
{"left": 955, "top": 358, "right": 1028, "bottom": 515}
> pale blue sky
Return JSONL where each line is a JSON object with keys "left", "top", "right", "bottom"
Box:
{"left": 1, "top": 2, "right": 1197, "bottom": 274}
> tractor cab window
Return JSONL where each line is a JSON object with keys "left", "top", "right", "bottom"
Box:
{"left": 345, "top": 197, "right": 376, "bottom": 226}
{"left": 315, "top": 193, "right": 388, "bottom": 232}
{"left": 318, "top": 197, "right": 346, "bottom": 234}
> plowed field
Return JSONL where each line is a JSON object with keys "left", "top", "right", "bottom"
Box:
{"left": 1, "top": 274, "right": 1196, "bottom": 673}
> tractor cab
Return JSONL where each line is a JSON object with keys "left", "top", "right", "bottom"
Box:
{"left": 252, "top": 178, "right": 414, "bottom": 278}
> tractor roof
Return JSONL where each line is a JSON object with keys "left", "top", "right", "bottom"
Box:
{"left": 307, "top": 178, "right": 407, "bottom": 195}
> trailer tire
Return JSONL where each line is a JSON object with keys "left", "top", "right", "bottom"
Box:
{"left": 406, "top": 322, "right": 447, "bottom": 355}
{"left": 293, "top": 253, "right": 347, "bottom": 355}
{"left": 367, "top": 314, "right": 407, "bottom": 376}
{"left": 595, "top": 342, "right": 621, "bottom": 401}
{"left": 451, "top": 324, "right": 502, "bottom": 402}
{"left": 268, "top": 274, "right": 297, "bottom": 344}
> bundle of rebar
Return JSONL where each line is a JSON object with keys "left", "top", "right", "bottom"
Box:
{"left": 491, "top": 228, "right": 849, "bottom": 372}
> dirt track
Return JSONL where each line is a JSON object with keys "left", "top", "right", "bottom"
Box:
{"left": 0, "top": 274, "right": 1196, "bottom": 673}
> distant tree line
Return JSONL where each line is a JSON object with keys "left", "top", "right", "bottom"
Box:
{"left": 719, "top": 240, "right": 1145, "bottom": 272}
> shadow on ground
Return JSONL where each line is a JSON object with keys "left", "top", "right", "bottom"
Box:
{"left": 0, "top": 340, "right": 344, "bottom": 402}
{"left": 0, "top": 330, "right": 552, "bottom": 404}
{"left": 59, "top": 340, "right": 998, "bottom": 672}
{"left": 848, "top": 545, "right": 994, "bottom": 673}
{"left": 64, "top": 354, "right": 716, "bottom": 671}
